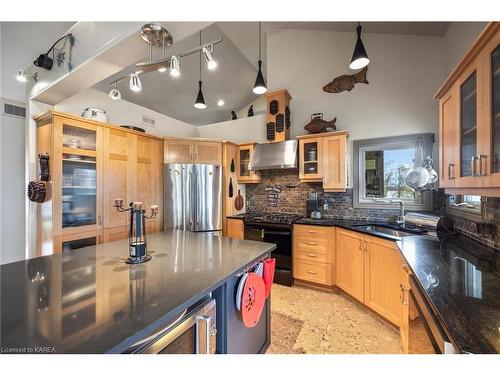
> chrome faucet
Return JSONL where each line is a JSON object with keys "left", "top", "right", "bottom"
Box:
{"left": 372, "top": 198, "right": 405, "bottom": 225}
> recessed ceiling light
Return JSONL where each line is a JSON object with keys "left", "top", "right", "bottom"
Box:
{"left": 217, "top": 99, "right": 225, "bottom": 106}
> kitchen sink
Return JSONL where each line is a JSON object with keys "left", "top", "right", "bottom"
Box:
{"left": 350, "top": 223, "right": 427, "bottom": 238}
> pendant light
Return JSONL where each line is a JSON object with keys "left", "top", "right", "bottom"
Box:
{"left": 253, "top": 22, "right": 267, "bottom": 95}
{"left": 194, "top": 31, "right": 207, "bottom": 109}
{"left": 349, "top": 22, "right": 370, "bottom": 70}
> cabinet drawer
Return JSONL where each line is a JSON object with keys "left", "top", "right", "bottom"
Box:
{"left": 293, "top": 259, "right": 332, "bottom": 286}
{"left": 294, "top": 236, "right": 331, "bottom": 263}
{"left": 293, "top": 224, "right": 331, "bottom": 238}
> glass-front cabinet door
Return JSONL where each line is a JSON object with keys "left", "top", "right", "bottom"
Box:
{"left": 54, "top": 116, "right": 103, "bottom": 236}
{"left": 237, "top": 143, "right": 260, "bottom": 183}
{"left": 459, "top": 69, "right": 478, "bottom": 178}
{"left": 299, "top": 138, "right": 322, "bottom": 181}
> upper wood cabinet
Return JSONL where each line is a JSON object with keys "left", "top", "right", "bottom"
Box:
{"left": 35, "top": 110, "right": 164, "bottom": 254}
{"left": 435, "top": 23, "right": 500, "bottom": 195}
{"left": 297, "top": 131, "right": 348, "bottom": 192}
{"left": 164, "top": 138, "right": 221, "bottom": 165}
{"left": 236, "top": 143, "right": 261, "bottom": 183}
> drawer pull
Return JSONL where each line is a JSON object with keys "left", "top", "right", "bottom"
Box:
{"left": 307, "top": 242, "right": 317, "bottom": 245}
{"left": 307, "top": 270, "right": 317, "bottom": 275}
{"left": 307, "top": 230, "right": 317, "bottom": 234}
{"left": 306, "top": 253, "right": 317, "bottom": 258}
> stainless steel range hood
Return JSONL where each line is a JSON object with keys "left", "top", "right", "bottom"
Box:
{"left": 248, "top": 140, "right": 298, "bottom": 170}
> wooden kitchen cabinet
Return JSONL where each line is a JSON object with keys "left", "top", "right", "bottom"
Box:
{"left": 363, "top": 235, "right": 405, "bottom": 326}
{"left": 435, "top": 22, "right": 500, "bottom": 195}
{"left": 226, "top": 218, "right": 244, "bottom": 239}
{"left": 293, "top": 225, "right": 334, "bottom": 287}
{"left": 103, "top": 226, "right": 128, "bottom": 243}
{"left": 335, "top": 228, "right": 365, "bottom": 301}
{"left": 236, "top": 143, "right": 261, "bottom": 183}
{"left": 54, "top": 230, "right": 103, "bottom": 253}
{"left": 297, "top": 131, "right": 348, "bottom": 191}
{"left": 335, "top": 228, "right": 406, "bottom": 327}
{"left": 164, "top": 138, "right": 222, "bottom": 165}
{"left": 35, "top": 110, "right": 164, "bottom": 255}
{"left": 400, "top": 263, "right": 411, "bottom": 353}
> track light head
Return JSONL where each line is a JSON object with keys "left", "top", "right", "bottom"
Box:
{"left": 129, "top": 73, "right": 142, "bottom": 92}
{"left": 108, "top": 85, "right": 122, "bottom": 100}
{"left": 170, "top": 55, "right": 180, "bottom": 77}
{"left": 17, "top": 69, "right": 27, "bottom": 83}
{"left": 202, "top": 46, "right": 217, "bottom": 70}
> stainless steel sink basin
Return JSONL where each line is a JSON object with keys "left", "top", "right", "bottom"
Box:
{"left": 350, "top": 224, "right": 427, "bottom": 238}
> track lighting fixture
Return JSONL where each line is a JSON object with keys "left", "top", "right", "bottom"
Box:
{"left": 202, "top": 46, "right": 217, "bottom": 70}
{"left": 170, "top": 55, "right": 180, "bottom": 77}
{"left": 157, "top": 65, "right": 167, "bottom": 73}
{"left": 108, "top": 84, "right": 122, "bottom": 100}
{"left": 253, "top": 22, "right": 267, "bottom": 95}
{"left": 129, "top": 73, "right": 142, "bottom": 92}
{"left": 17, "top": 69, "right": 27, "bottom": 82}
{"left": 349, "top": 22, "right": 370, "bottom": 70}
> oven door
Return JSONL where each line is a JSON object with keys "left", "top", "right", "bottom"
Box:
{"left": 124, "top": 298, "right": 216, "bottom": 354}
{"left": 408, "top": 276, "right": 458, "bottom": 354}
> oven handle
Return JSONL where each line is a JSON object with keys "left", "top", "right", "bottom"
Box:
{"left": 196, "top": 315, "right": 211, "bottom": 354}
{"left": 262, "top": 230, "right": 291, "bottom": 236}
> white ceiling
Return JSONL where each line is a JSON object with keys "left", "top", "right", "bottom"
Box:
{"left": 94, "top": 21, "right": 453, "bottom": 126}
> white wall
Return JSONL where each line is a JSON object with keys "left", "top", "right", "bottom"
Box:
{"left": 0, "top": 114, "right": 26, "bottom": 264}
{"left": 55, "top": 88, "right": 198, "bottom": 138}
{"left": 196, "top": 114, "right": 267, "bottom": 143}
{"left": 236, "top": 95, "right": 266, "bottom": 119}
{"left": 442, "top": 22, "right": 487, "bottom": 76}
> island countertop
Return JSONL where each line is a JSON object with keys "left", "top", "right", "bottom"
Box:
{"left": 0, "top": 230, "right": 275, "bottom": 354}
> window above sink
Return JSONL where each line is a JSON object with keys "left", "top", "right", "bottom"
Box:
{"left": 353, "top": 133, "right": 434, "bottom": 211}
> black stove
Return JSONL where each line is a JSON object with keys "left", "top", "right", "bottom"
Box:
{"left": 243, "top": 212, "right": 302, "bottom": 287}
{"left": 243, "top": 213, "right": 302, "bottom": 226}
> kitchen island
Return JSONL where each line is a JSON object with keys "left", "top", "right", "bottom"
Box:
{"left": 0, "top": 230, "right": 275, "bottom": 354}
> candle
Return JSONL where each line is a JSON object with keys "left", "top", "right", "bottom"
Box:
{"left": 114, "top": 198, "right": 123, "bottom": 208}
{"left": 150, "top": 205, "right": 159, "bottom": 214}
{"left": 133, "top": 202, "right": 143, "bottom": 210}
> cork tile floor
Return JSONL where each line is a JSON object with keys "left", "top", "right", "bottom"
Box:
{"left": 266, "top": 284, "right": 404, "bottom": 354}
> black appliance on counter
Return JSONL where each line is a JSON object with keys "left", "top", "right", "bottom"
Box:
{"left": 243, "top": 213, "right": 301, "bottom": 286}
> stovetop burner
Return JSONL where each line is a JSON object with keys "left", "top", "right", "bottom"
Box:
{"left": 243, "top": 213, "right": 302, "bottom": 225}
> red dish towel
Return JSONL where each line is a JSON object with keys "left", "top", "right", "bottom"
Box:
{"left": 262, "top": 258, "right": 276, "bottom": 298}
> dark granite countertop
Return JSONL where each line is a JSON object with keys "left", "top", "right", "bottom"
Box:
{"left": 0, "top": 230, "right": 275, "bottom": 354}
{"left": 398, "top": 234, "right": 500, "bottom": 354}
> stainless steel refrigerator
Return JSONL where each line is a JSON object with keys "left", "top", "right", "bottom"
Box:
{"left": 164, "top": 164, "right": 222, "bottom": 232}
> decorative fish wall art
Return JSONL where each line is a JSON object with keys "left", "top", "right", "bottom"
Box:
{"left": 322, "top": 66, "right": 368, "bottom": 93}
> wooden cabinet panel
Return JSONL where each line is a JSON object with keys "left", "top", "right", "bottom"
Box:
{"left": 294, "top": 259, "right": 332, "bottom": 286}
{"left": 164, "top": 139, "right": 193, "bottom": 164}
{"left": 400, "top": 263, "right": 411, "bottom": 353}
{"left": 103, "top": 129, "right": 135, "bottom": 229}
{"left": 335, "top": 229, "right": 365, "bottom": 303}
{"left": 151, "top": 139, "right": 164, "bottom": 232}
{"left": 363, "top": 236, "right": 403, "bottom": 326}
{"left": 226, "top": 218, "right": 244, "bottom": 239}
{"left": 439, "top": 86, "right": 459, "bottom": 187}
{"left": 293, "top": 224, "right": 330, "bottom": 238}
{"left": 194, "top": 141, "right": 222, "bottom": 165}
{"left": 294, "top": 236, "right": 331, "bottom": 264}
{"left": 54, "top": 230, "right": 103, "bottom": 253}
{"left": 322, "top": 134, "right": 347, "bottom": 192}
{"left": 103, "top": 226, "right": 128, "bottom": 243}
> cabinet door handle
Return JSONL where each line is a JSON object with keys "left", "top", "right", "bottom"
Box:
{"left": 97, "top": 235, "right": 102, "bottom": 244}
{"left": 306, "top": 253, "right": 317, "bottom": 258}
{"left": 478, "top": 154, "right": 487, "bottom": 176}
{"left": 307, "top": 242, "right": 317, "bottom": 245}
{"left": 401, "top": 263, "right": 410, "bottom": 273}
{"left": 364, "top": 240, "right": 368, "bottom": 252}
{"left": 307, "top": 270, "right": 317, "bottom": 275}
{"left": 448, "top": 163, "right": 455, "bottom": 180}
{"left": 471, "top": 156, "right": 478, "bottom": 177}
{"left": 98, "top": 215, "right": 102, "bottom": 225}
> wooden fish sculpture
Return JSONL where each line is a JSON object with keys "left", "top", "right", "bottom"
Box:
{"left": 304, "top": 116, "right": 337, "bottom": 134}
{"left": 322, "top": 66, "right": 368, "bottom": 93}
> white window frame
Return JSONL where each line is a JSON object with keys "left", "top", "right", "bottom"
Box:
{"left": 353, "top": 133, "right": 434, "bottom": 211}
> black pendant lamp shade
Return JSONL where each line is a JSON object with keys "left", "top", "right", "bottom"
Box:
{"left": 349, "top": 23, "right": 369, "bottom": 70}
{"left": 253, "top": 22, "right": 267, "bottom": 95}
{"left": 194, "top": 80, "right": 206, "bottom": 109}
{"left": 194, "top": 31, "right": 207, "bottom": 109}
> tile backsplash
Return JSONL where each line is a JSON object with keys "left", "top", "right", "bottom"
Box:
{"left": 245, "top": 170, "right": 400, "bottom": 221}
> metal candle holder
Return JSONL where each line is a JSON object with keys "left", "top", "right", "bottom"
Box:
{"left": 114, "top": 199, "right": 159, "bottom": 264}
